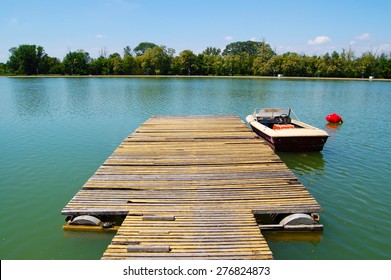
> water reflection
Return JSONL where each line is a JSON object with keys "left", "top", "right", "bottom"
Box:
{"left": 263, "top": 231, "right": 323, "bottom": 245}
{"left": 325, "top": 122, "right": 343, "bottom": 135}
{"left": 2, "top": 77, "right": 391, "bottom": 260}
{"left": 277, "top": 152, "right": 325, "bottom": 174}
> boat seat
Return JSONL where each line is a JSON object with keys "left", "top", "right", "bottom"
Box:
{"left": 273, "top": 124, "right": 295, "bottom": 130}
{"left": 257, "top": 117, "right": 274, "bottom": 123}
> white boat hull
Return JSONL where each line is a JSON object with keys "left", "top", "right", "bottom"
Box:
{"left": 246, "top": 115, "right": 329, "bottom": 152}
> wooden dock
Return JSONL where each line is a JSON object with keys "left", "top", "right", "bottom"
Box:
{"left": 62, "top": 115, "right": 322, "bottom": 259}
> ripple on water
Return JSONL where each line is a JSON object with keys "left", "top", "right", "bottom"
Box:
{"left": 1, "top": 78, "right": 391, "bottom": 259}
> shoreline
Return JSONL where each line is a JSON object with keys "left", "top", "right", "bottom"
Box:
{"left": 1, "top": 75, "right": 390, "bottom": 82}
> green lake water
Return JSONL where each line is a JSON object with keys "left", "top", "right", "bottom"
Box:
{"left": 0, "top": 77, "right": 390, "bottom": 260}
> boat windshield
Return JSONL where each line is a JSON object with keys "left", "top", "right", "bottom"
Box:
{"left": 255, "top": 108, "right": 291, "bottom": 118}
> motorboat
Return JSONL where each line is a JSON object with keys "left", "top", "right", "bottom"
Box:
{"left": 246, "top": 108, "right": 329, "bottom": 152}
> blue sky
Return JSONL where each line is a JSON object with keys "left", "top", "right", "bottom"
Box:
{"left": 1, "top": 0, "right": 390, "bottom": 62}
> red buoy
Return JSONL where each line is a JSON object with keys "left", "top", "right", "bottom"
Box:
{"left": 325, "top": 113, "right": 343, "bottom": 123}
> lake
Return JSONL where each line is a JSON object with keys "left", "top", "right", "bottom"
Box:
{"left": 0, "top": 77, "right": 390, "bottom": 260}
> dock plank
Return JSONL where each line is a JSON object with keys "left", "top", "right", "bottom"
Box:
{"left": 62, "top": 115, "right": 322, "bottom": 260}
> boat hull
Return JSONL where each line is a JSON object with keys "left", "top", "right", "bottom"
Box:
{"left": 249, "top": 124, "right": 327, "bottom": 152}
{"left": 246, "top": 116, "right": 328, "bottom": 152}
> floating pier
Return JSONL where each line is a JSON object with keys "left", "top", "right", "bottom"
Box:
{"left": 62, "top": 115, "right": 322, "bottom": 259}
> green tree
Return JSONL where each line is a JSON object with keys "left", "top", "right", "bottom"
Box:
{"left": 198, "top": 54, "right": 215, "bottom": 75}
{"left": 63, "top": 50, "right": 91, "bottom": 75}
{"left": 136, "top": 46, "right": 172, "bottom": 75}
{"left": 45, "top": 57, "right": 62, "bottom": 74}
{"left": 89, "top": 56, "right": 106, "bottom": 75}
{"left": 280, "top": 53, "right": 304, "bottom": 76}
{"left": 319, "top": 52, "right": 343, "bottom": 77}
{"left": 7, "top": 44, "right": 49, "bottom": 75}
{"left": 253, "top": 54, "right": 284, "bottom": 76}
{"left": 4, "top": 41, "right": 391, "bottom": 78}
{"left": 340, "top": 47, "right": 356, "bottom": 78}
{"left": 222, "top": 40, "right": 274, "bottom": 57}
{"left": 330, "top": 51, "right": 344, "bottom": 77}
{"left": 302, "top": 55, "right": 321, "bottom": 77}
{"left": 49, "top": 60, "right": 65, "bottom": 75}
{"left": 122, "top": 54, "right": 136, "bottom": 74}
{"left": 203, "top": 47, "right": 221, "bottom": 56}
{"left": 133, "top": 42, "right": 158, "bottom": 56}
{"left": 197, "top": 47, "right": 223, "bottom": 75}
{"left": 35, "top": 46, "right": 49, "bottom": 74}
{"left": 376, "top": 53, "right": 391, "bottom": 78}
{"left": 239, "top": 52, "right": 255, "bottom": 75}
{"left": 223, "top": 40, "right": 275, "bottom": 75}
{"left": 0, "top": 62, "right": 9, "bottom": 75}
{"left": 257, "top": 40, "right": 276, "bottom": 63}
{"left": 106, "top": 53, "right": 123, "bottom": 75}
{"left": 222, "top": 54, "right": 241, "bottom": 75}
{"left": 357, "top": 52, "right": 377, "bottom": 78}
{"left": 252, "top": 43, "right": 276, "bottom": 75}
{"left": 176, "top": 50, "right": 197, "bottom": 75}
{"left": 123, "top": 46, "right": 132, "bottom": 57}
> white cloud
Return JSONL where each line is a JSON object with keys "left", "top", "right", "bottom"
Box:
{"left": 9, "top": 18, "right": 18, "bottom": 26}
{"left": 308, "top": 35, "right": 331, "bottom": 45}
{"left": 357, "top": 33, "right": 370, "bottom": 40}
{"left": 224, "top": 35, "right": 233, "bottom": 42}
{"left": 96, "top": 34, "right": 104, "bottom": 39}
{"left": 8, "top": 18, "right": 19, "bottom": 28}
{"left": 250, "top": 37, "right": 257, "bottom": 42}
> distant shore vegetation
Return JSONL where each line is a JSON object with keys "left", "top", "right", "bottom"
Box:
{"left": 1, "top": 41, "right": 390, "bottom": 79}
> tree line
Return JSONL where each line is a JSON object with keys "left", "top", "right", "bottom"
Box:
{"left": 1, "top": 41, "right": 390, "bottom": 78}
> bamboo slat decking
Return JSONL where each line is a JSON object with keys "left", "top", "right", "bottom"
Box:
{"left": 62, "top": 115, "right": 322, "bottom": 260}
